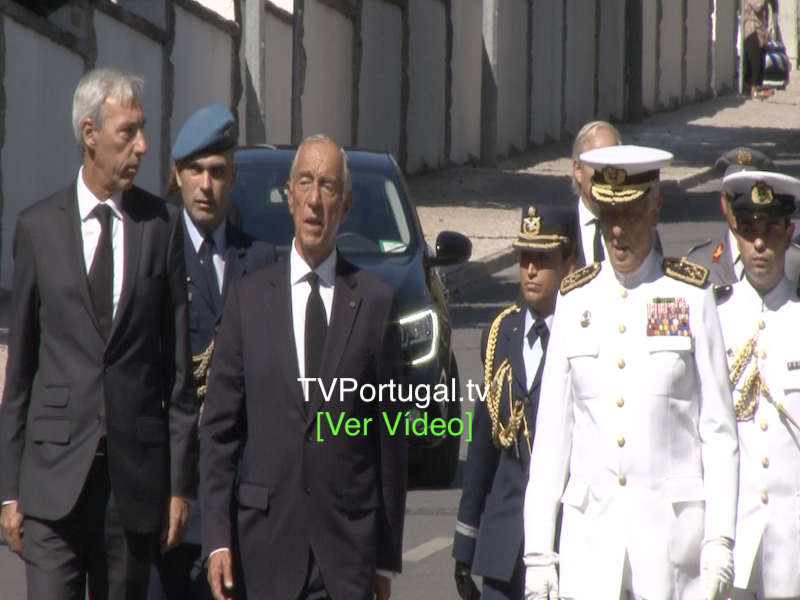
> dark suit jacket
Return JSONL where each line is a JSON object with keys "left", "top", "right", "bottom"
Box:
{"left": 0, "top": 180, "right": 197, "bottom": 534}
{"left": 183, "top": 218, "right": 276, "bottom": 354}
{"left": 200, "top": 254, "right": 407, "bottom": 600}
{"left": 453, "top": 306, "right": 541, "bottom": 582}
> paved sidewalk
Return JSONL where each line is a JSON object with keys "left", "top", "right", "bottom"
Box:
{"left": 411, "top": 73, "right": 800, "bottom": 289}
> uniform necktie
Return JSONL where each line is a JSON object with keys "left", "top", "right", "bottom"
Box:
{"left": 591, "top": 218, "right": 605, "bottom": 263}
{"left": 200, "top": 235, "right": 221, "bottom": 313}
{"left": 88, "top": 203, "right": 114, "bottom": 340}
{"left": 528, "top": 318, "right": 550, "bottom": 391}
{"left": 305, "top": 272, "right": 328, "bottom": 382}
{"left": 527, "top": 318, "right": 550, "bottom": 351}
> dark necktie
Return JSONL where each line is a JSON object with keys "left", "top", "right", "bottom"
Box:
{"left": 200, "top": 235, "right": 221, "bottom": 314}
{"left": 88, "top": 203, "right": 114, "bottom": 340}
{"left": 591, "top": 218, "right": 605, "bottom": 263}
{"left": 305, "top": 272, "right": 328, "bottom": 382}
{"left": 527, "top": 318, "right": 550, "bottom": 390}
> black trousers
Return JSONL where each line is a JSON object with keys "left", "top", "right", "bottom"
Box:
{"left": 744, "top": 32, "right": 765, "bottom": 88}
{"left": 24, "top": 454, "right": 158, "bottom": 600}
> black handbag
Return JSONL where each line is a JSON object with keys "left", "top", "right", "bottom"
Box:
{"left": 762, "top": 39, "right": 791, "bottom": 86}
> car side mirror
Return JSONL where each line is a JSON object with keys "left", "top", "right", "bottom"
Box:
{"left": 428, "top": 231, "right": 472, "bottom": 267}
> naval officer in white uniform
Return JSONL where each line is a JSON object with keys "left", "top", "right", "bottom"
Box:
{"left": 715, "top": 170, "right": 800, "bottom": 600}
{"left": 521, "top": 146, "right": 740, "bottom": 600}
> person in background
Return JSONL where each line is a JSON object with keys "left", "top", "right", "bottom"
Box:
{"left": 149, "top": 103, "right": 275, "bottom": 600}
{"left": 742, "top": 0, "right": 778, "bottom": 98}
{"left": 453, "top": 204, "right": 577, "bottom": 600}
{"left": 715, "top": 169, "right": 800, "bottom": 600}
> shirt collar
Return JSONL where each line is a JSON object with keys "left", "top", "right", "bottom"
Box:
{"left": 577, "top": 196, "right": 597, "bottom": 226}
{"left": 727, "top": 229, "right": 740, "bottom": 264}
{"left": 523, "top": 306, "right": 554, "bottom": 337}
{"left": 77, "top": 166, "right": 123, "bottom": 221}
{"left": 290, "top": 240, "right": 337, "bottom": 287}
{"left": 738, "top": 274, "right": 795, "bottom": 312}
{"left": 182, "top": 209, "right": 227, "bottom": 254}
{"left": 612, "top": 246, "right": 661, "bottom": 289}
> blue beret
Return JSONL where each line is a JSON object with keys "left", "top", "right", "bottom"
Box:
{"left": 172, "top": 103, "right": 235, "bottom": 161}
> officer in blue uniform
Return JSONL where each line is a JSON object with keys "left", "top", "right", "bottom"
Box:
{"left": 151, "top": 104, "right": 275, "bottom": 600}
{"left": 453, "top": 204, "right": 578, "bottom": 600}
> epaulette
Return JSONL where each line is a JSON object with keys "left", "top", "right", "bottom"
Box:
{"left": 713, "top": 284, "right": 733, "bottom": 304}
{"left": 684, "top": 238, "right": 712, "bottom": 256}
{"left": 560, "top": 262, "right": 601, "bottom": 295}
{"left": 662, "top": 257, "right": 708, "bottom": 288}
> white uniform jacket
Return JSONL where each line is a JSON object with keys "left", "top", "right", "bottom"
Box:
{"left": 717, "top": 276, "right": 800, "bottom": 598}
{"left": 522, "top": 251, "right": 739, "bottom": 600}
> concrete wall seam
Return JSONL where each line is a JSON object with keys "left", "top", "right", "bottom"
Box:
{"left": 161, "top": 0, "right": 175, "bottom": 195}
{"left": 351, "top": 0, "right": 362, "bottom": 148}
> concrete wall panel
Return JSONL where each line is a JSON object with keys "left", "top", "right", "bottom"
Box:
{"left": 1, "top": 18, "right": 84, "bottom": 288}
{"left": 597, "top": 0, "right": 625, "bottom": 121}
{"left": 497, "top": 0, "right": 528, "bottom": 155}
{"left": 406, "top": 0, "right": 446, "bottom": 172}
{"left": 172, "top": 5, "right": 232, "bottom": 141}
{"left": 642, "top": 0, "right": 658, "bottom": 113}
{"left": 357, "top": 0, "right": 402, "bottom": 156}
{"left": 658, "top": 0, "right": 682, "bottom": 109}
{"left": 450, "top": 0, "right": 481, "bottom": 163}
{"left": 263, "top": 13, "right": 293, "bottom": 144}
{"left": 713, "top": 0, "right": 736, "bottom": 94}
{"left": 685, "top": 0, "right": 711, "bottom": 101}
{"left": 530, "top": 0, "right": 564, "bottom": 144}
{"left": 94, "top": 10, "right": 163, "bottom": 195}
{"left": 778, "top": 4, "right": 797, "bottom": 64}
{"left": 302, "top": 0, "right": 353, "bottom": 146}
{"left": 563, "top": 0, "right": 596, "bottom": 135}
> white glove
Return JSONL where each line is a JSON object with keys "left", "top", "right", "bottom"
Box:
{"left": 700, "top": 537, "right": 734, "bottom": 600}
{"left": 523, "top": 552, "right": 559, "bottom": 600}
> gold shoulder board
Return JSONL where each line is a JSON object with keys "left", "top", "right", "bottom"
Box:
{"left": 662, "top": 257, "right": 709, "bottom": 288}
{"left": 560, "top": 262, "right": 601, "bottom": 295}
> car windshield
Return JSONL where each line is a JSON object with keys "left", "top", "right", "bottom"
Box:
{"left": 230, "top": 151, "right": 416, "bottom": 258}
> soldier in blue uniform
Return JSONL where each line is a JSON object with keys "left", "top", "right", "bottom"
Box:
{"left": 150, "top": 104, "right": 275, "bottom": 600}
{"left": 453, "top": 204, "right": 578, "bottom": 600}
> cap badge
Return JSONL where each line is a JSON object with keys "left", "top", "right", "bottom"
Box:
{"left": 737, "top": 150, "right": 752, "bottom": 165}
{"left": 750, "top": 182, "right": 773, "bottom": 205}
{"left": 580, "top": 310, "right": 591, "bottom": 328}
{"left": 522, "top": 205, "right": 541, "bottom": 236}
{"left": 602, "top": 167, "right": 626, "bottom": 186}
{"left": 711, "top": 242, "right": 724, "bottom": 263}
{"left": 223, "top": 125, "right": 232, "bottom": 139}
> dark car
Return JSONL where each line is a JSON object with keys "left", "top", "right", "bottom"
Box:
{"left": 229, "top": 146, "right": 472, "bottom": 487}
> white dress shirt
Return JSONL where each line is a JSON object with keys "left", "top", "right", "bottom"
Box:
{"left": 290, "top": 241, "right": 336, "bottom": 392}
{"left": 183, "top": 210, "right": 227, "bottom": 293}
{"left": 577, "top": 197, "right": 600, "bottom": 266}
{"left": 522, "top": 309, "right": 554, "bottom": 391}
{"left": 77, "top": 167, "right": 124, "bottom": 317}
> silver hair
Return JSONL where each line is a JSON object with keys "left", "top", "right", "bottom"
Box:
{"left": 289, "top": 133, "right": 352, "bottom": 195}
{"left": 571, "top": 121, "right": 621, "bottom": 196}
{"left": 72, "top": 68, "right": 144, "bottom": 154}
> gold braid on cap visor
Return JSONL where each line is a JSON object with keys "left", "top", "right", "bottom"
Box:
{"left": 513, "top": 234, "right": 569, "bottom": 250}
{"left": 591, "top": 180, "right": 656, "bottom": 203}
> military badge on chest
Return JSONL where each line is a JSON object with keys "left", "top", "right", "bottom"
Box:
{"left": 646, "top": 297, "right": 690, "bottom": 337}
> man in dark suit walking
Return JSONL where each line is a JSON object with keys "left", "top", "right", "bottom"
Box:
{"left": 453, "top": 204, "right": 577, "bottom": 600}
{"left": 200, "top": 134, "right": 407, "bottom": 600}
{"left": 0, "top": 67, "right": 198, "bottom": 599}
{"left": 150, "top": 104, "right": 275, "bottom": 600}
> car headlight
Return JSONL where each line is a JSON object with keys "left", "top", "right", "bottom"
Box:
{"left": 399, "top": 308, "right": 439, "bottom": 366}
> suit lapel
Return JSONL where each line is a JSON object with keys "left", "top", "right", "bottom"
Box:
{"left": 221, "top": 225, "right": 250, "bottom": 310}
{"left": 306, "top": 259, "right": 360, "bottom": 422}
{"left": 266, "top": 260, "right": 305, "bottom": 416}
{"left": 59, "top": 180, "right": 103, "bottom": 338}
{"left": 108, "top": 190, "right": 143, "bottom": 343}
